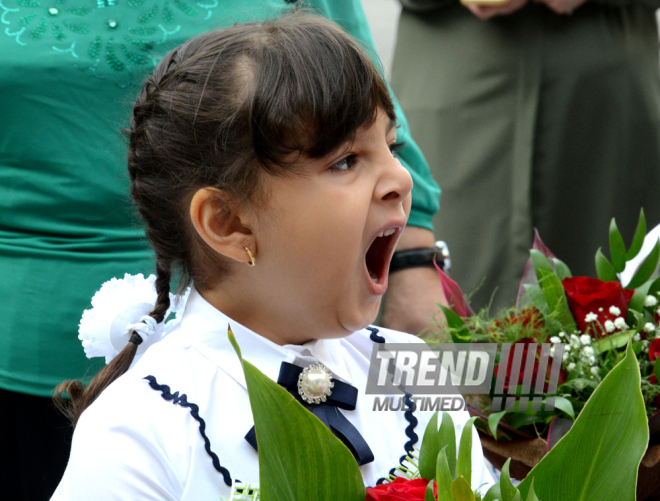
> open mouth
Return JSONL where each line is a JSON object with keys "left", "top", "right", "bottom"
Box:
{"left": 365, "top": 227, "right": 401, "bottom": 289}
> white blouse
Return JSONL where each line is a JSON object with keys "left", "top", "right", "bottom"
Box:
{"left": 53, "top": 289, "right": 492, "bottom": 500}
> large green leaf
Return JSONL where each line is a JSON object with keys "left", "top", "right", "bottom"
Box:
{"left": 450, "top": 476, "right": 476, "bottom": 501}
{"left": 228, "top": 329, "right": 366, "bottom": 501}
{"left": 436, "top": 447, "right": 454, "bottom": 501}
{"left": 456, "top": 417, "right": 477, "bottom": 488}
{"left": 438, "top": 411, "right": 457, "bottom": 479}
{"left": 595, "top": 248, "right": 618, "bottom": 283}
{"left": 609, "top": 218, "right": 627, "bottom": 273}
{"left": 625, "top": 208, "right": 647, "bottom": 261}
{"left": 518, "top": 342, "right": 648, "bottom": 501}
{"left": 627, "top": 238, "right": 660, "bottom": 289}
{"left": 419, "top": 412, "right": 440, "bottom": 480}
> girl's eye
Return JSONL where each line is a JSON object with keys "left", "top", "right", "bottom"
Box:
{"left": 330, "top": 155, "right": 357, "bottom": 172}
{"left": 389, "top": 141, "right": 405, "bottom": 158}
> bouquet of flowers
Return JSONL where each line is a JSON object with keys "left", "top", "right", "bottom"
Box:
{"left": 433, "top": 210, "right": 660, "bottom": 493}
{"left": 227, "top": 328, "right": 647, "bottom": 501}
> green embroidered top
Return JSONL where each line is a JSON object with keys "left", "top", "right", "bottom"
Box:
{"left": 0, "top": 0, "right": 440, "bottom": 396}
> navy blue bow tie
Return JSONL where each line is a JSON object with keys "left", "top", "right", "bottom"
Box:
{"left": 244, "top": 361, "right": 374, "bottom": 466}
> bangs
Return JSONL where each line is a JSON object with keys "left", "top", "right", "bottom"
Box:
{"left": 245, "top": 13, "right": 395, "bottom": 167}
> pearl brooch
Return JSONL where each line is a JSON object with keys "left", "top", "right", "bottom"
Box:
{"left": 298, "top": 364, "right": 334, "bottom": 404}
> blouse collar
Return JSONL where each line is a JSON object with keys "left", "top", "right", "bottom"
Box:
{"left": 179, "top": 288, "right": 353, "bottom": 390}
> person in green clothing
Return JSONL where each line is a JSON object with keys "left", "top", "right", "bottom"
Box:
{"left": 0, "top": 1, "right": 444, "bottom": 499}
{"left": 392, "top": 0, "right": 660, "bottom": 312}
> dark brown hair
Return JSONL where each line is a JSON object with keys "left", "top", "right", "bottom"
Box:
{"left": 55, "top": 10, "right": 395, "bottom": 425}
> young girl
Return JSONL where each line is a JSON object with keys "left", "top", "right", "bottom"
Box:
{"left": 52, "top": 12, "right": 491, "bottom": 499}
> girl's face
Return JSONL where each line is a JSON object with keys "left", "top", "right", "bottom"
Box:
{"left": 246, "top": 109, "right": 413, "bottom": 343}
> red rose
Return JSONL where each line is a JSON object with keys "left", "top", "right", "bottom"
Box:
{"left": 562, "top": 277, "right": 634, "bottom": 338}
{"left": 650, "top": 375, "right": 658, "bottom": 385}
{"left": 650, "top": 339, "right": 660, "bottom": 362}
{"left": 365, "top": 478, "right": 430, "bottom": 501}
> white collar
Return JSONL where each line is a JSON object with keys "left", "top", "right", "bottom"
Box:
{"left": 179, "top": 289, "right": 353, "bottom": 389}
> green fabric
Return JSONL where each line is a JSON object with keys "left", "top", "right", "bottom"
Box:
{"left": 393, "top": 2, "right": 660, "bottom": 311}
{"left": 0, "top": 0, "right": 439, "bottom": 396}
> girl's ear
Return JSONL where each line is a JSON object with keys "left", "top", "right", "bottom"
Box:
{"left": 189, "top": 187, "right": 256, "bottom": 265}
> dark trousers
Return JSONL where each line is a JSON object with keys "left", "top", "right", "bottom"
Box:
{"left": 0, "top": 388, "right": 72, "bottom": 500}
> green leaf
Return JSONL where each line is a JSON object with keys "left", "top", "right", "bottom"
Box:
{"left": 627, "top": 238, "right": 660, "bottom": 289}
{"left": 451, "top": 476, "right": 476, "bottom": 501}
{"left": 536, "top": 267, "right": 577, "bottom": 332}
{"left": 436, "top": 447, "right": 455, "bottom": 501}
{"left": 426, "top": 481, "right": 437, "bottom": 501}
{"left": 530, "top": 249, "right": 554, "bottom": 275}
{"left": 525, "top": 480, "right": 538, "bottom": 501}
{"left": 419, "top": 412, "right": 440, "bottom": 480}
{"left": 595, "top": 248, "right": 618, "bottom": 282}
{"left": 627, "top": 280, "right": 653, "bottom": 318}
{"left": 487, "top": 410, "right": 508, "bottom": 439}
{"left": 625, "top": 208, "right": 647, "bottom": 261}
{"left": 499, "top": 459, "right": 519, "bottom": 501}
{"left": 456, "top": 416, "right": 477, "bottom": 488}
{"left": 552, "top": 396, "right": 576, "bottom": 420}
{"left": 592, "top": 331, "right": 631, "bottom": 354}
{"left": 518, "top": 342, "right": 648, "bottom": 501}
{"left": 552, "top": 258, "right": 572, "bottom": 280}
{"left": 655, "top": 357, "right": 660, "bottom": 382}
{"left": 609, "top": 218, "right": 627, "bottom": 273}
{"left": 439, "top": 411, "right": 458, "bottom": 479}
{"left": 228, "top": 329, "right": 366, "bottom": 501}
{"left": 439, "top": 305, "right": 472, "bottom": 343}
{"left": 522, "top": 284, "right": 551, "bottom": 317}
{"left": 483, "top": 483, "right": 502, "bottom": 501}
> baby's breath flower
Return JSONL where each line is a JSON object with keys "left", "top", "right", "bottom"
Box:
{"left": 580, "top": 334, "right": 591, "bottom": 345}
{"left": 598, "top": 307, "right": 604, "bottom": 312}
{"left": 645, "top": 295, "right": 658, "bottom": 307}
{"left": 550, "top": 346, "right": 555, "bottom": 357}
{"left": 570, "top": 334, "right": 581, "bottom": 347}
{"left": 604, "top": 320, "right": 615, "bottom": 333}
{"left": 633, "top": 333, "right": 641, "bottom": 342}
{"left": 590, "top": 367, "right": 600, "bottom": 377}
{"left": 550, "top": 336, "right": 562, "bottom": 344}
{"left": 563, "top": 351, "right": 570, "bottom": 361}
{"left": 558, "top": 331, "right": 567, "bottom": 339}
{"left": 588, "top": 355, "right": 596, "bottom": 365}
{"left": 609, "top": 306, "right": 621, "bottom": 316}
{"left": 585, "top": 312, "right": 598, "bottom": 323}
{"left": 644, "top": 322, "right": 656, "bottom": 333}
{"left": 583, "top": 346, "right": 595, "bottom": 357}
{"left": 614, "top": 317, "right": 627, "bottom": 330}
{"left": 567, "top": 362, "right": 576, "bottom": 371}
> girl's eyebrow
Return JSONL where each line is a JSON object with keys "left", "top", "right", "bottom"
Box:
{"left": 386, "top": 119, "right": 397, "bottom": 134}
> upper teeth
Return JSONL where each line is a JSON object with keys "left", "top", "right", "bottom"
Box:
{"left": 378, "top": 228, "right": 396, "bottom": 238}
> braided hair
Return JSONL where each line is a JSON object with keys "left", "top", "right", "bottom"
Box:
{"left": 55, "top": 10, "right": 395, "bottom": 425}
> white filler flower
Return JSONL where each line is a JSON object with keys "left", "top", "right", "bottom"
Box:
{"left": 609, "top": 306, "right": 621, "bottom": 316}
{"left": 585, "top": 312, "right": 598, "bottom": 323}
{"left": 614, "top": 317, "right": 627, "bottom": 330}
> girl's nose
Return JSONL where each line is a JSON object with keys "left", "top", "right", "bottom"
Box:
{"left": 376, "top": 149, "right": 414, "bottom": 202}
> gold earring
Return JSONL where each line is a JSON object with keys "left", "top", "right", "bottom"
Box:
{"left": 244, "top": 247, "right": 256, "bottom": 267}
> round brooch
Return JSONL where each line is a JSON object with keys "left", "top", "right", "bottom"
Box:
{"left": 298, "top": 364, "right": 334, "bottom": 404}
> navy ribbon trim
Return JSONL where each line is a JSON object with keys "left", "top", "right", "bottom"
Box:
{"left": 366, "top": 327, "right": 420, "bottom": 486}
{"left": 144, "top": 375, "right": 234, "bottom": 487}
{"left": 244, "top": 362, "right": 375, "bottom": 466}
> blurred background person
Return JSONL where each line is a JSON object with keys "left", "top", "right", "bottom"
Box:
{"left": 391, "top": 0, "right": 660, "bottom": 311}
